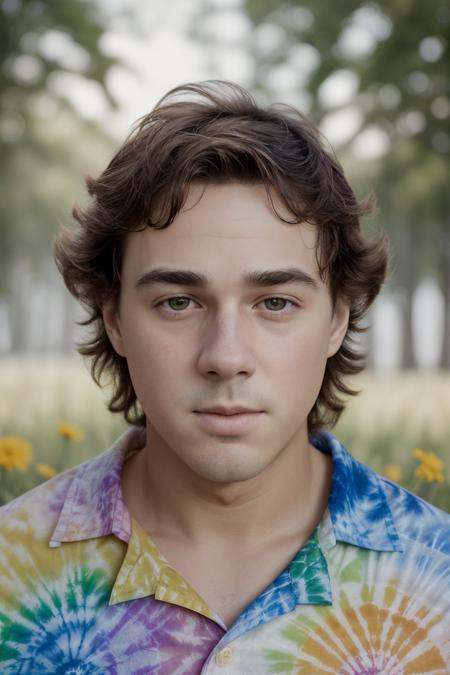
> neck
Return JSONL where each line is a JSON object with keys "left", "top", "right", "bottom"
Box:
{"left": 121, "top": 425, "right": 332, "bottom": 552}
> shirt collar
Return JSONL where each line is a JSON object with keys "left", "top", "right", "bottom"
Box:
{"left": 49, "top": 426, "right": 402, "bottom": 555}
{"left": 49, "top": 426, "right": 146, "bottom": 547}
{"left": 108, "top": 517, "right": 220, "bottom": 620}
{"left": 311, "top": 431, "right": 403, "bottom": 553}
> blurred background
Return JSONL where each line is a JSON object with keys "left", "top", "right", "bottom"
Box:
{"left": 0, "top": 0, "right": 449, "bottom": 509}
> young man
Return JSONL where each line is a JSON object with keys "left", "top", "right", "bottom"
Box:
{"left": 0, "top": 81, "right": 448, "bottom": 673}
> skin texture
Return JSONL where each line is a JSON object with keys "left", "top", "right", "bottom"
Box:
{"left": 103, "top": 182, "right": 350, "bottom": 579}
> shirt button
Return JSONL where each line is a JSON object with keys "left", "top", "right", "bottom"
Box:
{"left": 215, "top": 647, "right": 233, "bottom": 665}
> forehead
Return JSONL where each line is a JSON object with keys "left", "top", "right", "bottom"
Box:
{"left": 122, "top": 182, "right": 321, "bottom": 284}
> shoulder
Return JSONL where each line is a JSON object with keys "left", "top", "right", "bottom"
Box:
{"left": 0, "top": 433, "right": 118, "bottom": 541}
{"left": 379, "top": 475, "right": 450, "bottom": 558}
{"left": 318, "top": 431, "right": 449, "bottom": 561}
{"left": 0, "top": 430, "right": 133, "bottom": 546}
{"left": 0, "top": 463, "right": 82, "bottom": 541}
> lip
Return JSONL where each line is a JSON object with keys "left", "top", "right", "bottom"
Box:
{"left": 195, "top": 405, "right": 261, "bottom": 415}
{"left": 194, "top": 411, "right": 263, "bottom": 435}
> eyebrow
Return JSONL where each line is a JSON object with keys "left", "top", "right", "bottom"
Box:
{"left": 135, "top": 266, "right": 319, "bottom": 291}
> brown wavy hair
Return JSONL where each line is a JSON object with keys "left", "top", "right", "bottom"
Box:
{"left": 53, "top": 80, "right": 389, "bottom": 437}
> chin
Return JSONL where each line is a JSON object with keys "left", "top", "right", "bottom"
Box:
{"left": 185, "top": 451, "right": 271, "bottom": 485}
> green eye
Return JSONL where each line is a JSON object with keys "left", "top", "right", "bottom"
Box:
{"left": 264, "top": 298, "right": 289, "bottom": 311}
{"left": 157, "top": 296, "right": 297, "bottom": 315}
{"left": 167, "top": 297, "right": 191, "bottom": 310}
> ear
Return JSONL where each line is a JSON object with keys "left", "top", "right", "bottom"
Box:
{"left": 102, "top": 301, "right": 127, "bottom": 357}
{"left": 327, "top": 296, "right": 350, "bottom": 358}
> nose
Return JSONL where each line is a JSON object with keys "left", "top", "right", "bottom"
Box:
{"left": 196, "top": 308, "right": 256, "bottom": 380}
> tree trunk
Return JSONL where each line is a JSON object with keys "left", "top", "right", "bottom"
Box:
{"left": 438, "top": 229, "right": 450, "bottom": 368}
{"left": 8, "top": 258, "right": 31, "bottom": 353}
{"left": 363, "top": 309, "right": 375, "bottom": 370}
{"left": 397, "top": 227, "right": 417, "bottom": 369}
{"left": 401, "top": 288, "right": 415, "bottom": 368}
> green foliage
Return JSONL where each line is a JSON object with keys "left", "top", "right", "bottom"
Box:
{"left": 0, "top": 104, "right": 115, "bottom": 291}
{"left": 0, "top": 0, "right": 118, "bottom": 292}
{"left": 245, "top": 0, "right": 449, "bottom": 135}
{"left": 0, "top": 0, "right": 115, "bottom": 102}
{"left": 243, "top": 0, "right": 449, "bottom": 201}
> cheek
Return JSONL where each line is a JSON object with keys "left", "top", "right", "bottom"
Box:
{"left": 120, "top": 323, "right": 187, "bottom": 407}
{"left": 121, "top": 306, "right": 185, "bottom": 366}
{"left": 278, "top": 325, "right": 331, "bottom": 398}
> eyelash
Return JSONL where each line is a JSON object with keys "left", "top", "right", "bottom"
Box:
{"left": 155, "top": 296, "right": 299, "bottom": 316}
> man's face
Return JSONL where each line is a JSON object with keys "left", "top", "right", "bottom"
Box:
{"left": 103, "top": 182, "right": 349, "bottom": 484}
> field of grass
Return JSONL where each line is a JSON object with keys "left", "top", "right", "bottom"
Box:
{"left": 0, "top": 356, "right": 449, "bottom": 511}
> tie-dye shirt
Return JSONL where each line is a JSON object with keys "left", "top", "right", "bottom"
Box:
{"left": 0, "top": 427, "right": 448, "bottom": 674}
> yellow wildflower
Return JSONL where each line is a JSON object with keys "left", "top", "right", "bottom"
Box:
{"left": 0, "top": 436, "right": 33, "bottom": 471}
{"left": 57, "top": 422, "right": 84, "bottom": 442}
{"left": 383, "top": 464, "right": 402, "bottom": 482}
{"left": 37, "top": 463, "right": 57, "bottom": 479}
{"left": 412, "top": 448, "right": 445, "bottom": 483}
